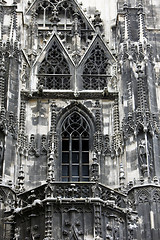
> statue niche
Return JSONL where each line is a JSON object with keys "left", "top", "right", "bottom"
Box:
{"left": 138, "top": 138, "right": 154, "bottom": 177}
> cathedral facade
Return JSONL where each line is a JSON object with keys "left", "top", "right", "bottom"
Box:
{"left": 0, "top": 0, "right": 160, "bottom": 239}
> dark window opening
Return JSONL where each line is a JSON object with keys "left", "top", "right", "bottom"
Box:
{"left": 61, "top": 112, "right": 90, "bottom": 182}
{"left": 82, "top": 42, "right": 110, "bottom": 90}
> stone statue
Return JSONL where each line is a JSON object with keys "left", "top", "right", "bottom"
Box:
{"left": 139, "top": 139, "right": 148, "bottom": 175}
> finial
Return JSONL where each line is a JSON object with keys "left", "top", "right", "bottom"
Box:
{"left": 91, "top": 153, "right": 99, "bottom": 181}
{"left": 119, "top": 162, "right": 125, "bottom": 186}
{"left": 123, "top": 2, "right": 128, "bottom": 9}
{"left": 17, "top": 166, "right": 25, "bottom": 192}
{"left": 47, "top": 152, "right": 55, "bottom": 182}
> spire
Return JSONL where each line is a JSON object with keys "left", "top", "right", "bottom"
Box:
{"left": 123, "top": 2, "right": 130, "bottom": 42}
{"left": 112, "top": 96, "right": 122, "bottom": 156}
{"left": 71, "top": 10, "right": 81, "bottom": 64}
{"left": 0, "top": 55, "right": 6, "bottom": 110}
{"left": 9, "top": 2, "right": 18, "bottom": 44}
{"left": 0, "top": 5, "right": 3, "bottom": 40}
{"left": 136, "top": 64, "right": 148, "bottom": 112}
{"left": 138, "top": 3, "right": 146, "bottom": 43}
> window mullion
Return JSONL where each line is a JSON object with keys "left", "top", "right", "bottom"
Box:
{"left": 61, "top": 112, "right": 90, "bottom": 182}
{"left": 43, "top": 8, "right": 46, "bottom": 28}
{"left": 69, "top": 134, "right": 72, "bottom": 181}
{"left": 79, "top": 135, "right": 82, "bottom": 181}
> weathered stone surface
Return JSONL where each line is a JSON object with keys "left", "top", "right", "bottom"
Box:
{"left": 0, "top": 0, "right": 160, "bottom": 239}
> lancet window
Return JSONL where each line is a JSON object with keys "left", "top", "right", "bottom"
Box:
{"left": 37, "top": 41, "right": 71, "bottom": 89}
{"left": 82, "top": 42, "right": 110, "bottom": 90}
{"left": 61, "top": 112, "right": 90, "bottom": 182}
{"left": 35, "top": 1, "right": 55, "bottom": 27}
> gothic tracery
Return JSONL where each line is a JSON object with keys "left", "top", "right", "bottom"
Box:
{"left": 0, "top": 0, "right": 160, "bottom": 239}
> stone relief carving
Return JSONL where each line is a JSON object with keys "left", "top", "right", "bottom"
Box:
{"left": 63, "top": 208, "right": 84, "bottom": 240}
{"left": 28, "top": 134, "right": 39, "bottom": 157}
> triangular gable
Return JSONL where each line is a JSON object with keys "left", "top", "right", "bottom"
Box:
{"left": 33, "top": 32, "right": 75, "bottom": 68}
{"left": 33, "top": 32, "right": 75, "bottom": 90}
{"left": 26, "top": 0, "right": 95, "bottom": 32}
{"left": 78, "top": 34, "right": 117, "bottom": 91}
{"left": 79, "top": 34, "right": 116, "bottom": 67}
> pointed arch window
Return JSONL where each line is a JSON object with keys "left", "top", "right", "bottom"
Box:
{"left": 61, "top": 112, "right": 90, "bottom": 182}
{"left": 37, "top": 41, "right": 71, "bottom": 90}
{"left": 82, "top": 42, "right": 110, "bottom": 90}
{"left": 35, "top": 1, "right": 55, "bottom": 28}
